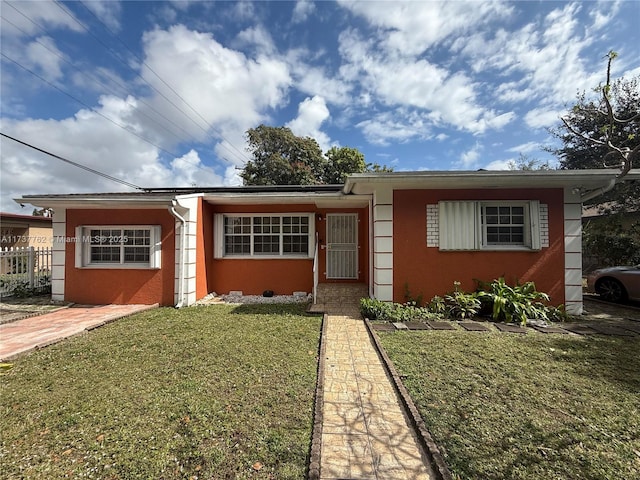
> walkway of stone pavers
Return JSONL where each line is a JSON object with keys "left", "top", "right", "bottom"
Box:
{"left": 371, "top": 318, "right": 640, "bottom": 336}
{"left": 318, "top": 307, "right": 437, "bottom": 480}
{"left": 0, "top": 304, "right": 157, "bottom": 360}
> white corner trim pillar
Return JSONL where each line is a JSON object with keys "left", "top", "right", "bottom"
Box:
{"left": 51, "top": 208, "right": 67, "bottom": 302}
{"left": 172, "top": 196, "right": 199, "bottom": 307}
{"left": 373, "top": 188, "right": 393, "bottom": 302}
{"left": 564, "top": 188, "right": 583, "bottom": 315}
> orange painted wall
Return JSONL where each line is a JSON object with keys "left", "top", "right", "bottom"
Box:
{"left": 197, "top": 199, "right": 215, "bottom": 298}
{"left": 205, "top": 204, "right": 369, "bottom": 296}
{"left": 393, "top": 189, "right": 565, "bottom": 305}
{"left": 65, "top": 209, "right": 176, "bottom": 306}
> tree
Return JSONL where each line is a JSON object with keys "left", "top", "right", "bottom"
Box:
{"left": 240, "top": 125, "right": 391, "bottom": 185}
{"left": 549, "top": 52, "right": 640, "bottom": 267}
{"left": 241, "top": 125, "right": 326, "bottom": 185}
{"left": 507, "top": 154, "right": 552, "bottom": 171}
{"left": 549, "top": 52, "right": 639, "bottom": 211}
{"left": 323, "top": 146, "right": 366, "bottom": 184}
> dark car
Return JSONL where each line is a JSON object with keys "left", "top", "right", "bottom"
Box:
{"left": 586, "top": 265, "right": 640, "bottom": 303}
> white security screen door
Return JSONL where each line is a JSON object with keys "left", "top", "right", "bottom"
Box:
{"left": 326, "top": 214, "right": 358, "bottom": 279}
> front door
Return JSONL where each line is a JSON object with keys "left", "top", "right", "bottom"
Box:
{"left": 326, "top": 213, "right": 358, "bottom": 279}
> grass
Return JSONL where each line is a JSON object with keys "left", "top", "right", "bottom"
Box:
{"left": 378, "top": 330, "right": 640, "bottom": 480}
{"left": 1, "top": 303, "right": 322, "bottom": 479}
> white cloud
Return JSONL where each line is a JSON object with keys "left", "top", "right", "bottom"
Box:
{"left": 0, "top": 1, "right": 83, "bottom": 38}
{"left": 169, "top": 150, "right": 222, "bottom": 187}
{"left": 484, "top": 159, "right": 514, "bottom": 170}
{"left": 141, "top": 25, "right": 290, "bottom": 138}
{"left": 286, "top": 96, "right": 332, "bottom": 152}
{"left": 235, "top": 25, "right": 276, "bottom": 55}
{"left": 291, "top": 62, "right": 352, "bottom": 106}
{"left": 82, "top": 0, "right": 122, "bottom": 32}
{"left": 357, "top": 112, "right": 428, "bottom": 146}
{"left": 524, "top": 108, "right": 564, "bottom": 129}
{"left": 339, "top": 1, "right": 512, "bottom": 56}
{"left": 338, "top": 28, "right": 514, "bottom": 135}
{"left": 25, "top": 36, "right": 65, "bottom": 80}
{"left": 507, "top": 142, "right": 540, "bottom": 154}
{"left": 292, "top": 1, "right": 316, "bottom": 24}
{"left": 455, "top": 2, "right": 615, "bottom": 112}
{"left": 0, "top": 94, "right": 227, "bottom": 213}
{"left": 457, "top": 142, "right": 483, "bottom": 169}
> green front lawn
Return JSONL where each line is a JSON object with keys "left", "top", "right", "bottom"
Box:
{"left": 1, "top": 304, "right": 322, "bottom": 479}
{"left": 378, "top": 330, "right": 640, "bottom": 480}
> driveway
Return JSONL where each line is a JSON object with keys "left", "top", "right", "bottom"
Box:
{"left": 0, "top": 304, "right": 157, "bottom": 361}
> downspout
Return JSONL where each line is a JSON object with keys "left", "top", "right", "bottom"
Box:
{"left": 169, "top": 199, "right": 186, "bottom": 308}
{"left": 580, "top": 178, "right": 616, "bottom": 203}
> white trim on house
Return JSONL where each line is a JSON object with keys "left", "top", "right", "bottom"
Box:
{"left": 564, "top": 188, "right": 584, "bottom": 315}
{"left": 372, "top": 187, "right": 393, "bottom": 302}
{"left": 213, "top": 213, "right": 316, "bottom": 260}
{"left": 50, "top": 208, "right": 66, "bottom": 302}
{"left": 173, "top": 195, "right": 199, "bottom": 307}
{"left": 436, "top": 200, "right": 544, "bottom": 251}
{"left": 74, "top": 225, "right": 162, "bottom": 269}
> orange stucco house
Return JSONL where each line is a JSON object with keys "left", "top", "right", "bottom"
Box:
{"left": 16, "top": 169, "right": 640, "bottom": 314}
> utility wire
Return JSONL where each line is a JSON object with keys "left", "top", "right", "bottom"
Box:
{"left": 1, "top": 2, "right": 223, "bottom": 177}
{"left": 0, "top": 12, "right": 186, "bottom": 146}
{"left": 54, "top": 0, "right": 251, "bottom": 166}
{"left": 1, "top": 51, "right": 183, "bottom": 160}
{"left": 1, "top": 132, "right": 147, "bottom": 191}
{"left": 77, "top": 0, "right": 253, "bottom": 165}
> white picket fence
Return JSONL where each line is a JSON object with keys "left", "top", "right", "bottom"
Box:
{"left": 0, "top": 247, "right": 52, "bottom": 296}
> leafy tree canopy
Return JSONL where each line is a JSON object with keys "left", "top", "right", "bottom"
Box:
{"left": 241, "top": 125, "right": 326, "bottom": 185}
{"left": 548, "top": 53, "right": 639, "bottom": 211}
{"left": 323, "top": 146, "right": 367, "bottom": 184}
{"left": 240, "top": 125, "right": 392, "bottom": 186}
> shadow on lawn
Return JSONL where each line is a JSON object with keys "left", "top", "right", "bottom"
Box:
{"left": 541, "top": 334, "right": 640, "bottom": 393}
{"left": 228, "top": 303, "right": 317, "bottom": 316}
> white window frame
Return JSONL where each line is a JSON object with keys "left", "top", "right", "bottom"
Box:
{"left": 439, "top": 200, "right": 541, "bottom": 251}
{"left": 75, "top": 225, "right": 162, "bottom": 269}
{"left": 480, "top": 201, "right": 539, "bottom": 250}
{"left": 214, "top": 213, "right": 315, "bottom": 259}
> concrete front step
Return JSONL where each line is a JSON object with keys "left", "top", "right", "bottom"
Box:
{"left": 314, "top": 283, "right": 368, "bottom": 303}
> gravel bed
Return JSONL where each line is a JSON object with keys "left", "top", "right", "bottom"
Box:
{"left": 195, "top": 292, "right": 312, "bottom": 305}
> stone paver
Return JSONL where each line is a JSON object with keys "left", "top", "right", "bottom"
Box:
{"left": 0, "top": 304, "right": 157, "bottom": 360}
{"left": 320, "top": 313, "right": 435, "bottom": 480}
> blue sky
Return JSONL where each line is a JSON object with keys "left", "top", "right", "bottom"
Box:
{"left": 1, "top": 0, "right": 639, "bottom": 213}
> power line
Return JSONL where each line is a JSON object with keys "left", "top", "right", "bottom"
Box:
{"left": 79, "top": 1, "right": 250, "bottom": 165}
{"left": 54, "top": 0, "right": 252, "bottom": 166}
{"left": 1, "top": 2, "right": 226, "bottom": 177}
{"left": 1, "top": 132, "right": 147, "bottom": 191}
{"left": 0, "top": 12, "right": 185, "bottom": 146}
{"left": 1, "top": 51, "right": 183, "bottom": 160}
{"left": 76, "top": 0, "right": 253, "bottom": 165}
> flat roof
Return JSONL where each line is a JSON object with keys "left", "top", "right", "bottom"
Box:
{"left": 0, "top": 212, "right": 53, "bottom": 223}
{"left": 14, "top": 169, "right": 640, "bottom": 208}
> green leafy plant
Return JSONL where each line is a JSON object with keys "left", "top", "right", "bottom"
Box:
{"left": 443, "top": 282, "right": 481, "bottom": 319}
{"left": 360, "top": 298, "right": 393, "bottom": 320}
{"left": 403, "top": 283, "right": 424, "bottom": 307}
{"left": 360, "top": 298, "right": 439, "bottom": 321}
{"left": 428, "top": 295, "right": 447, "bottom": 315}
{"left": 476, "top": 277, "right": 554, "bottom": 325}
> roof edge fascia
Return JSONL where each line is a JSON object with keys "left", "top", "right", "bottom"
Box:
{"left": 343, "top": 169, "right": 640, "bottom": 194}
{"left": 14, "top": 195, "right": 176, "bottom": 209}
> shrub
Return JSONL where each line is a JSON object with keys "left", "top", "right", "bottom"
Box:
{"left": 476, "top": 277, "right": 560, "bottom": 325}
{"left": 443, "top": 282, "right": 481, "bottom": 319}
{"left": 360, "top": 298, "right": 439, "bottom": 321}
{"left": 360, "top": 298, "right": 392, "bottom": 320}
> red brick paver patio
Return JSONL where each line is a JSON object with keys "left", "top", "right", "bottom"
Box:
{"left": 0, "top": 304, "right": 157, "bottom": 360}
